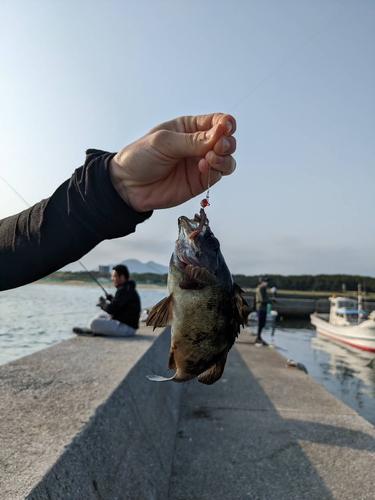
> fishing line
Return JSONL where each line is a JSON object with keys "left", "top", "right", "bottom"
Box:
{"left": 0, "top": 174, "right": 30, "bottom": 207}
{"left": 206, "top": 165, "right": 211, "bottom": 205}
{"left": 1, "top": 174, "right": 165, "bottom": 288}
{"left": 229, "top": 3, "right": 351, "bottom": 112}
{"left": 202, "top": 4, "right": 351, "bottom": 212}
{"left": 0, "top": 177, "right": 109, "bottom": 297}
{"left": 200, "top": 165, "right": 211, "bottom": 208}
{"left": 1, "top": 2, "right": 353, "bottom": 283}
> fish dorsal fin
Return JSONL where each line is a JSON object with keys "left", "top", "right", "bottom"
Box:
{"left": 168, "top": 345, "right": 177, "bottom": 370}
{"left": 146, "top": 294, "right": 173, "bottom": 331}
{"left": 179, "top": 265, "right": 218, "bottom": 290}
{"left": 198, "top": 351, "right": 228, "bottom": 385}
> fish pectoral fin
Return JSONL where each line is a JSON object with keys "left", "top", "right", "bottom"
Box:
{"left": 146, "top": 294, "right": 173, "bottom": 330}
{"left": 198, "top": 352, "right": 228, "bottom": 385}
{"left": 234, "top": 282, "right": 249, "bottom": 330}
{"left": 168, "top": 345, "right": 177, "bottom": 370}
{"left": 179, "top": 265, "right": 218, "bottom": 290}
{"left": 147, "top": 374, "right": 175, "bottom": 382}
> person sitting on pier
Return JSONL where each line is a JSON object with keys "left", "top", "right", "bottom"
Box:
{"left": 73, "top": 265, "right": 140, "bottom": 337}
{"left": 254, "top": 276, "right": 271, "bottom": 346}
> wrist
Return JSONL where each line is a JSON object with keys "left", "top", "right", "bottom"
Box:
{"left": 108, "top": 157, "right": 133, "bottom": 209}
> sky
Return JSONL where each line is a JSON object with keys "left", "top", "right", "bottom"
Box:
{"left": 0, "top": 0, "right": 374, "bottom": 276}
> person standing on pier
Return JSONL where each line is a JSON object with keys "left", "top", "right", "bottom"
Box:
{"left": 73, "top": 265, "right": 140, "bottom": 337}
{"left": 254, "top": 277, "right": 271, "bottom": 346}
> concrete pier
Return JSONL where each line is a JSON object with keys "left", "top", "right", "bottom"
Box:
{"left": 243, "top": 293, "right": 375, "bottom": 318}
{"left": 0, "top": 327, "right": 182, "bottom": 500}
{"left": 1, "top": 328, "right": 375, "bottom": 499}
{"left": 168, "top": 338, "right": 375, "bottom": 499}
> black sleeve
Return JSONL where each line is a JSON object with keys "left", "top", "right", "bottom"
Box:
{"left": 0, "top": 149, "right": 152, "bottom": 291}
{"left": 100, "top": 290, "right": 132, "bottom": 315}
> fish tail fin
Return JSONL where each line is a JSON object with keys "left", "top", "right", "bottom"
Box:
{"left": 147, "top": 371, "right": 194, "bottom": 383}
{"left": 146, "top": 374, "right": 176, "bottom": 382}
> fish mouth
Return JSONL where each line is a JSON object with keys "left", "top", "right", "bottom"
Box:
{"left": 175, "top": 210, "right": 209, "bottom": 269}
{"left": 178, "top": 210, "right": 208, "bottom": 235}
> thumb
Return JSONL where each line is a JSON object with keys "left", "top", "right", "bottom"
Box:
{"left": 155, "top": 123, "right": 224, "bottom": 159}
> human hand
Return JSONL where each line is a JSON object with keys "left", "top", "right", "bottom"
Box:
{"left": 109, "top": 113, "right": 236, "bottom": 212}
{"left": 96, "top": 296, "right": 106, "bottom": 307}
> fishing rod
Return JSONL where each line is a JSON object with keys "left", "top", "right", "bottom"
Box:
{"left": 77, "top": 261, "right": 109, "bottom": 298}
{"left": 0, "top": 175, "right": 110, "bottom": 298}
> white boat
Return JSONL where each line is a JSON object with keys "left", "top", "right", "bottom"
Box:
{"left": 310, "top": 296, "right": 375, "bottom": 353}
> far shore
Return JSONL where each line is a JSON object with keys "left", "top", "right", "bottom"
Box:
{"left": 32, "top": 281, "right": 374, "bottom": 299}
{"left": 34, "top": 280, "right": 167, "bottom": 290}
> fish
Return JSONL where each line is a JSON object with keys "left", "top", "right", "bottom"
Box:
{"left": 146, "top": 209, "right": 248, "bottom": 385}
{"left": 286, "top": 359, "right": 308, "bottom": 374}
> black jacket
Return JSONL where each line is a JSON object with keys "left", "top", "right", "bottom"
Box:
{"left": 0, "top": 150, "right": 152, "bottom": 291}
{"left": 100, "top": 281, "right": 140, "bottom": 329}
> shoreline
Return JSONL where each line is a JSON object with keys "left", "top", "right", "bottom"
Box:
{"left": 34, "top": 280, "right": 167, "bottom": 290}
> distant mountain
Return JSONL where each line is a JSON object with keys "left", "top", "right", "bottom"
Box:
{"left": 119, "top": 259, "right": 168, "bottom": 275}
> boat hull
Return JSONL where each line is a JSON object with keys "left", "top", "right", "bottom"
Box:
{"left": 310, "top": 315, "right": 375, "bottom": 352}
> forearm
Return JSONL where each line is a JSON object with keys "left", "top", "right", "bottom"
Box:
{"left": 0, "top": 150, "right": 152, "bottom": 291}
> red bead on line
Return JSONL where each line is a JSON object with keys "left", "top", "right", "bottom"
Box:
{"left": 200, "top": 198, "right": 209, "bottom": 208}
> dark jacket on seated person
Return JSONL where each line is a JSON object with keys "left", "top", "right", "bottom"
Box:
{"left": 100, "top": 281, "right": 140, "bottom": 329}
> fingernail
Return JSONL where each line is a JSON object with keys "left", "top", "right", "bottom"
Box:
{"left": 226, "top": 121, "right": 232, "bottom": 134}
{"left": 222, "top": 138, "right": 230, "bottom": 153}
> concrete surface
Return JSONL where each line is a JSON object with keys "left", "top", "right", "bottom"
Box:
{"left": 2, "top": 327, "right": 375, "bottom": 500}
{"left": 0, "top": 326, "right": 182, "bottom": 500}
{"left": 168, "top": 335, "right": 375, "bottom": 500}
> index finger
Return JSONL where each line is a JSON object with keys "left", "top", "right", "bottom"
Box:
{"left": 183, "top": 113, "right": 236, "bottom": 136}
{"left": 150, "top": 113, "right": 236, "bottom": 136}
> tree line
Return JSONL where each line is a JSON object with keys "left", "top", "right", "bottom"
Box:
{"left": 129, "top": 273, "right": 375, "bottom": 293}
{"left": 129, "top": 273, "right": 375, "bottom": 292}
{"left": 41, "top": 271, "right": 374, "bottom": 292}
{"left": 231, "top": 274, "right": 375, "bottom": 292}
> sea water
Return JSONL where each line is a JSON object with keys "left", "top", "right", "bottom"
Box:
{"left": 252, "top": 321, "right": 375, "bottom": 426}
{"left": 0, "top": 283, "right": 166, "bottom": 366}
{"left": 1, "top": 285, "right": 375, "bottom": 426}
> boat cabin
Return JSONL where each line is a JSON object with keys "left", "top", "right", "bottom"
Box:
{"left": 329, "top": 297, "right": 362, "bottom": 326}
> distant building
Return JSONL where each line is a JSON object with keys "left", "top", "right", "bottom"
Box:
{"left": 99, "top": 265, "right": 110, "bottom": 275}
